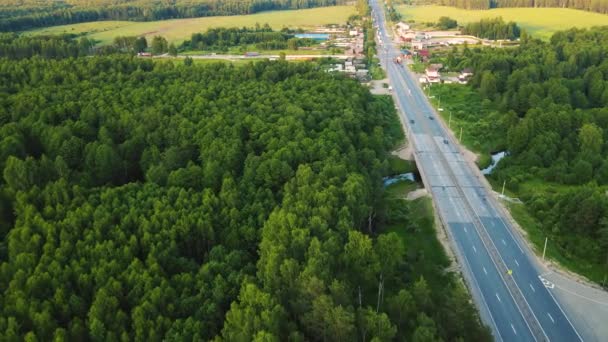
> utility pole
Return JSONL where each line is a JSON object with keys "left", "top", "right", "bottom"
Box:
{"left": 459, "top": 126, "right": 463, "bottom": 141}
{"left": 542, "top": 237, "right": 548, "bottom": 261}
{"left": 448, "top": 111, "right": 452, "bottom": 129}
{"left": 501, "top": 180, "right": 506, "bottom": 196}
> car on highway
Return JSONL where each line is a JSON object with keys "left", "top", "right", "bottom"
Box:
{"left": 428, "top": 116, "right": 434, "bottom": 120}
{"left": 410, "top": 119, "right": 415, "bottom": 124}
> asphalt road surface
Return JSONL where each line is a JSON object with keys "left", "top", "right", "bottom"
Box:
{"left": 369, "top": 0, "right": 583, "bottom": 341}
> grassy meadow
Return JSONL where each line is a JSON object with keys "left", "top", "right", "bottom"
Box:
{"left": 26, "top": 5, "right": 355, "bottom": 45}
{"left": 398, "top": 5, "right": 608, "bottom": 39}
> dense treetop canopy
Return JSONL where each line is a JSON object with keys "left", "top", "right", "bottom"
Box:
{"left": 0, "top": 54, "right": 489, "bottom": 340}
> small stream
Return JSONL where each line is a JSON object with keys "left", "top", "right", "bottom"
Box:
{"left": 481, "top": 151, "right": 507, "bottom": 175}
{"left": 383, "top": 172, "right": 416, "bottom": 187}
{"left": 383, "top": 151, "right": 505, "bottom": 186}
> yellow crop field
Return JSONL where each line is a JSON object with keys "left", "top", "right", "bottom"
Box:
{"left": 26, "top": 5, "right": 355, "bottom": 45}
{"left": 398, "top": 5, "right": 608, "bottom": 39}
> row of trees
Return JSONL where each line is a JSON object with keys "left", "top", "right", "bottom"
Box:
{"left": 444, "top": 26, "right": 608, "bottom": 282}
{"left": 0, "top": 34, "right": 176, "bottom": 58}
{"left": 0, "top": 0, "right": 350, "bottom": 32}
{"left": 385, "top": 0, "right": 403, "bottom": 21}
{"left": 179, "top": 25, "right": 311, "bottom": 52}
{"left": 0, "top": 51, "right": 489, "bottom": 340}
{"left": 436, "top": 0, "right": 608, "bottom": 14}
{"left": 461, "top": 17, "right": 521, "bottom": 40}
{"left": 0, "top": 33, "right": 94, "bottom": 59}
{"left": 437, "top": 16, "right": 458, "bottom": 30}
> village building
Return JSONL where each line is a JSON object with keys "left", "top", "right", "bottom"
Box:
{"left": 425, "top": 64, "right": 442, "bottom": 83}
{"left": 458, "top": 68, "right": 474, "bottom": 84}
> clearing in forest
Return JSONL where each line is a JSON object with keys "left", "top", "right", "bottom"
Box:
{"left": 25, "top": 5, "right": 356, "bottom": 45}
{"left": 398, "top": 5, "right": 608, "bottom": 39}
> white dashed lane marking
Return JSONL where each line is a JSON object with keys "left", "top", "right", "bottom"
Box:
{"left": 514, "top": 259, "right": 519, "bottom": 267}
{"left": 511, "top": 324, "right": 517, "bottom": 335}
{"left": 483, "top": 267, "right": 488, "bottom": 275}
{"left": 548, "top": 313, "right": 555, "bottom": 324}
{"left": 530, "top": 283, "right": 535, "bottom": 292}
{"left": 496, "top": 293, "right": 501, "bottom": 302}
{"left": 473, "top": 246, "right": 477, "bottom": 253}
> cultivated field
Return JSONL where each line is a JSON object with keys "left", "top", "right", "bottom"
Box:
{"left": 26, "top": 5, "right": 355, "bottom": 45}
{"left": 398, "top": 5, "right": 608, "bottom": 39}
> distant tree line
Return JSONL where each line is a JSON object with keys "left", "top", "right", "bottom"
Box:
{"left": 461, "top": 17, "right": 521, "bottom": 40}
{"left": 0, "top": 0, "right": 350, "bottom": 32}
{"left": 180, "top": 25, "right": 314, "bottom": 52}
{"left": 435, "top": 0, "right": 608, "bottom": 14}
{"left": 0, "top": 33, "right": 94, "bottom": 59}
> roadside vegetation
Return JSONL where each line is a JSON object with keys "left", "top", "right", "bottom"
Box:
{"left": 432, "top": 26, "right": 608, "bottom": 285}
{"left": 361, "top": 13, "right": 387, "bottom": 80}
{"left": 388, "top": 156, "right": 417, "bottom": 175}
{"left": 426, "top": 83, "right": 505, "bottom": 168}
{"left": 398, "top": 5, "right": 608, "bottom": 40}
{"left": 380, "top": 179, "right": 492, "bottom": 341}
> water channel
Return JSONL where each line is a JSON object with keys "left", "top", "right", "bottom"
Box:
{"left": 383, "top": 172, "right": 416, "bottom": 187}
{"left": 481, "top": 151, "right": 507, "bottom": 175}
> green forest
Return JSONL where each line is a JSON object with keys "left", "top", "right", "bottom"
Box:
{"left": 438, "top": 26, "right": 608, "bottom": 283}
{"left": 461, "top": 17, "right": 520, "bottom": 40}
{"left": 0, "top": 34, "right": 95, "bottom": 59}
{"left": 0, "top": 29, "right": 491, "bottom": 339}
{"left": 433, "top": 0, "right": 608, "bottom": 14}
{"left": 0, "top": 0, "right": 350, "bottom": 32}
{"left": 180, "top": 25, "right": 316, "bottom": 52}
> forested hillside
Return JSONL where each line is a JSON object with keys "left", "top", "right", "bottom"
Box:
{"left": 0, "top": 52, "right": 490, "bottom": 340}
{"left": 441, "top": 26, "right": 608, "bottom": 283}
{"left": 0, "top": 0, "right": 349, "bottom": 32}
{"left": 428, "top": 0, "right": 608, "bottom": 14}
